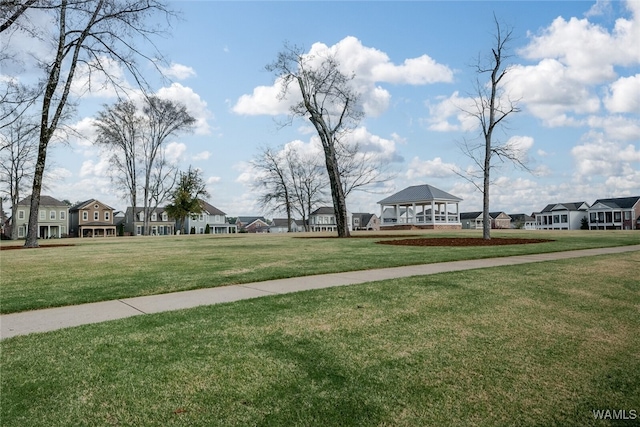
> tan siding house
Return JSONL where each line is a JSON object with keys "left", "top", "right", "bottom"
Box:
{"left": 69, "top": 199, "right": 117, "bottom": 238}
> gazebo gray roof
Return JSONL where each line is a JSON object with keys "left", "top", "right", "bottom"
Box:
{"left": 378, "top": 184, "right": 462, "bottom": 205}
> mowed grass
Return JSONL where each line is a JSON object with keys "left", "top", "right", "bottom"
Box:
{"left": 0, "top": 230, "right": 638, "bottom": 313}
{"left": 1, "top": 252, "right": 639, "bottom": 426}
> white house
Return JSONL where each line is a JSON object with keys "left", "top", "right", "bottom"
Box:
{"left": 588, "top": 196, "right": 640, "bottom": 230}
{"left": 535, "top": 202, "right": 589, "bottom": 230}
{"left": 185, "top": 201, "right": 236, "bottom": 234}
{"left": 309, "top": 207, "right": 353, "bottom": 232}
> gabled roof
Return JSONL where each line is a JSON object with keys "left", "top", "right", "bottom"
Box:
{"left": 17, "top": 195, "right": 67, "bottom": 207}
{"left": 541, "top": 202, "right": 589, "bottom": 212}
{"left": 200, "top": 201, "right": 225, "bottom": 216}
{"left": 509, "top": 213, "right": 535, "bottom": 222}
{"left": 270, "top": 218, "right": 298, "bottom": 228}
{"left": 460, "top": 211, "right": 510, "bottom": 220}
{"left": 310, "top": 207, "right": 334, "bottom": 215}
{"left": 590, "top": 196, "right": 640, "bottom": 210}
{"left": 70, "top": 199, "right": 115, "bottom": 212}
{"left": 237, "top": 216, "right": 266, "bottom": 225}
{"left": 378, "top": 184, "right": 462, "bottom": 205}
{"left": 460, "top": 211, "right": 482, "bottom": 220}
{"left": 353, "top": 213, "right": 376, "bottom": 225}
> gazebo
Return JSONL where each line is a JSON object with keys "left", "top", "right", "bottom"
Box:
{"left": 378, "top": 184, "right": 462, "bottom": 229}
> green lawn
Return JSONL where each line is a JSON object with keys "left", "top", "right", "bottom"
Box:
{"left": 0, "top": 230, "right": 638, "bottom": 313}
{"left": 2, "top": 252, "right": 639, "bottom": 426}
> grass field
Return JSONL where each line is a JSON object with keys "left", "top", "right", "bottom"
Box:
{"left": 1, "top": 251, "right": 639, "bottom": 426}
{"left": 1, "top": 230, "right": 638, "bottom": 314}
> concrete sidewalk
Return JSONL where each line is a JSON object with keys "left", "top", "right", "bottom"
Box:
{"left": 2, "top": 244, "right": 639, "bottom": 340}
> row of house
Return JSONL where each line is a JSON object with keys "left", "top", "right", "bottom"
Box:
{"left": 4, "top": 186, "right": 639, "bottom": 239}
{"left": 5, "top": 196, "right": 238, "bottom": 239}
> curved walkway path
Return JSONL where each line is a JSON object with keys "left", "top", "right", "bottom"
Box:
{"left": 2, "top": 244, "right": 639, "bottom": 340}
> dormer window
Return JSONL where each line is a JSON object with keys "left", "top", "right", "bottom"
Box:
{"left": 151, "top": 212, "right": 157, "bottom": 221}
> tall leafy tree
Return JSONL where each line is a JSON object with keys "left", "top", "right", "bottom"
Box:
{"left": 267, "top": 44, "right": 363, "bottom": 238}
{"left": 165, "top": 166, "right": 210, "bottom": 235}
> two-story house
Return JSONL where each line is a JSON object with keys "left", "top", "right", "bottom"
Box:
{"left": 124, "top": 207, "right": 175, "bottom": 236}
{"left": 535, "top": 202, "right": 589, "bottom": 230}
{"left": 14, "top": 195, "right": 69, "bottom": 239}
{"left": 352, "top": 213, "right": 380, "bottom": 231}
{"left": 184, "top": 201, "right": 237, "bottom": 234}
{"left": 69, "top": 199, "right": 117, "bottom": 238}
{"left": 309, "top": 207, "right": 353, "bottom": 232}
{"left": 588, "top": 196, "right": 640, "bottom": 230}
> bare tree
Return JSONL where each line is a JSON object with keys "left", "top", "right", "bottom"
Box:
{"left": 13, "top": 0, "right": 176, "bottom": 247}
{"left": 0, "top": 113, "right": 38, "bottom": 239}
{"left": 336, "top": 141, "right": 395, "bottom": 198}
{"left": 286, "top": 148, "right": 326, "bottom": 231}
{"left": 94, "top": 96, "right": 195, "bottom": 235}
{"left": 458, "top": 16, "right": 521, "bottom": 240}
{"left": 139, "top": 97, "right": 194, "bottom": 234}
{"left": 267, "top": 44, "right": 363, "bottom": 238}
{"left": 251, "top": 145, "right": 294, "bottom": 231}
{"left": 94, "top": 100, "right": 140, "bottom": 218}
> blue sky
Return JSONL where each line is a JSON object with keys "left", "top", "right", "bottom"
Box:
{"left": 6, "top": 0, "right": 639, "bottom": 217}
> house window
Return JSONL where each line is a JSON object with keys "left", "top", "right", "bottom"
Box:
{"left": 624, "top": 211, "right": 631, "bottom": 220}
{"left": 561, "top": 215, "right": 568, "bottom": 223}
{"left": 105, "top": 211, "right": 110, "bottom": 221}
{"left": 614, "top": 212, "right": 621, "bottom": 222}
{"left": 60, "top": 211, "right": 66, "bottom": 220}
{"left": 83, "top": 211, "right": 88, "bottom": 221}
{"left": 590, "top": 213, "right": 596, "bottom": 222}
{"left": 199, "top": 227, "right": 204, "bottom": 234}
{"left": 553, "top": 215, "right": 560, "bottom": 224}
{"left": 39, "top": 210, "right": 45, "bottom": 220}
{"left": 18, "top": 226, "right": 25, "bottom": 238}
{"left": 61, "top": 226, "right": 66, "bottom": 235}
{"left": 136, "top": 225, "right": 142, "bottom": 235}
{"left": 199, "top": 214, "right": 204, "bottom": 221}
{"left": 18, "top": 210, "right": 25, "bottom": 220}
{"left": 162, "top": 213, "right": 168, "bottom": 221}
{"left": 151, "top": 213, "right": 157, "bottom": 221}
{"left": 94, "top": 211, "right": 99, "bottom": 221}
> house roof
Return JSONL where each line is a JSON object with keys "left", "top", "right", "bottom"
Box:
{"left": 540, "top": 202, "right": 589, "bottom": 212}
{"left": 460, "top": 211, "right": 510, "bottom": 220}
{"left": 17, "top": 195, "right": 67, "bottom": 207}
{"left": 353, "top": 213, "right": 375, "bottom": 225}
{"left": 200, "top": 201, "right": 225, "bottom": 216}
{"left": 378, "top": 184, "right": 462, "bottom": 205}
{"left": 310, "top": 207, "right": 335, "bottom": 215}
{"left": 509, "top": 213, "right": 535, "bottom": 222}
{"left": 270, "top": 218, "right": 299, "bottom": 228}
{"left": 591, "top": 196, "right": 640, "bottom": 210}
{"left": 237, "top": 216, "right": 267, "bottom": 225}
{"left": 70, "top": 199, "right": 115, "bottom": 212}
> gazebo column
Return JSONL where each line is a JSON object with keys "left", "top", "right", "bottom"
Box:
{"left": 445, "top": 203, "right": 449, "bottom": 223}
{"left": 431, "top": 201, "right": 435, "bottom": 224}
{"left": 412, "top": 203, "right": 416, "bottom": 224}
